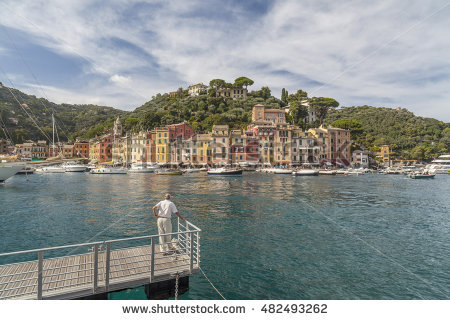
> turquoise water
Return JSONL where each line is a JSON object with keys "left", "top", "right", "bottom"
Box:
{"left": 1, "top": 172, "right": 449, "bottom": 299}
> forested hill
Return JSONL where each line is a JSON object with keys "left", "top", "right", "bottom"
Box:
{"left": 0, "top": 85, "right": 127, "bottom": 143}
{"left": 1, "top": 83, "right": 449, "bottom": 160}
{"left": 325, "top": 106, "right": 450, "bottom": 159}
{"left": 126, "top": 87, "right": 282, "bottom": 133}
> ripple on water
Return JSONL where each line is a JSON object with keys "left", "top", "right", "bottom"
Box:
{"left": 0, "top": 173, "right": 449, "bottom": 299}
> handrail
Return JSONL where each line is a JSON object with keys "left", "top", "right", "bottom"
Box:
{"left": 0, "top": 219, "right": 201, "bottom": 300}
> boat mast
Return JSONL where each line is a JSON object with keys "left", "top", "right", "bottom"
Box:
{"left": 52, "top": 113, "right": 55, "bottom": 156}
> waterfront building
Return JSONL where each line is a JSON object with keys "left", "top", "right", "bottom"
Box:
{"left": 131, "top": 132, "right": 149, "bottom": 163}
{"left": 89, "top": 134, "right": 113, "bottom": 163}
{"left": 188, "top": 83, "right": 208, "bottom": 96}
{"left": 153, "top": 127, "right": 170, "bottom": 164}
{"left": 377, "top": 145, "right": 391, "bottom": 165}
{"left": 352, "top": 150, "right": 371, "bottom": 168}
{"left": 247, "top": 120, "right": 276, "bottom": 166}
{"left": 243, "top": 130, "right": 259, "bottom": 165}
{"left": 291, "top": 129, "right": 318, "bottom": 165}
{"left": 62, "top": 144, "right": 74, "bottom": 158}
{"left": 211, "top": 125, "right": 230, "bottom": 165}
{"left": 274, "top": 123, "right": 293, "bottom": 166}
{"left": 251, "top": 104, "right": 286, "bottom": 124}
{"left": 181, "top": 137, "right": 194, "bottom": 165}
{"left": 308, "top": 126, "right": 351, "bottom": 167}
{"left": 17, "top": 140, "right": 48, "bottom": 159}
{"left": 0, "top": 138, "right": 10, "bottom": 154}
{"left": 73, "top": 141, "right": 90, "bottom": 158}
{"left": 112, "top": 134, "right": 131, "bottom": 165}
{"left": 216, "top": 87, "right": 247, "bottom": 99}
{"left": 196, "top": 133, "right": 212, "bottom": 166}
{"left": 166, "top": 122, "right": 195, "bottom": 141}
{"left": 147, "top": 132, "right": 156, "bottom": 164}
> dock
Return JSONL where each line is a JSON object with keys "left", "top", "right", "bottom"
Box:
{"left": 0, "top": 220, "right": 201, "bottom": 300}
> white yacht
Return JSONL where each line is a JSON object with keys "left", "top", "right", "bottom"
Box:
{"left": 62, "top": 162, "right": 87, "bottom": 172}
{"left": 91, "top": 163, "right": 127, "bottom": 174}
{"left": 0, "top": 161, "right": 26, "bottom": 183}
{"left": 427, "top": 155, "right": 450, "bottom": 174}
{"left": 36, "top": 166, "right": 65, "bottom": 173}
{"left": 128, "top": 162, "right": 155, "bottom": 173}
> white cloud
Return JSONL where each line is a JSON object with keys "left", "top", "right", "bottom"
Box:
{"left": 109, "top": 74, "right": 131, "bottom": 85}
{"left": 0, "top": 0, "right": 449, "bottom": 121}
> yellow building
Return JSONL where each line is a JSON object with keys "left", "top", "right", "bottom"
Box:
{"left": 89, "top": 138, "right": 101, "bottom": 162}
{"left": 188, "top": 83, "right": 208, "bottom": 96}
{"left": 378, "top": 145, "right": 391, "bottom": 164}
{"left": 154, "top": 128, "right": 170, "bottom": 164}
{"left": 274, "top": 123, "right": 293, "bottom": 166}
{"left": 196, "top": 133, "right": 212, "bottom": 165}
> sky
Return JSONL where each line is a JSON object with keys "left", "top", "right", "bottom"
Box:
{"left": 0, "top": 0, "right": 449, "bottom": 121}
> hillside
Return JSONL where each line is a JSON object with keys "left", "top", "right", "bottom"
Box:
{"left": 0, "top": 85, "right": 127, "bottom": 143}
{"left": 126, "top": 87, "right": 284, "bottom": 132}
{"left": 325, "top": 106, "right": 450, "bottom": 159}
{"left": 1, "top": 83, "right": 449, "bottom": 160}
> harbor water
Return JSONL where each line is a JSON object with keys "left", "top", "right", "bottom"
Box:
{"left": 0, "top": 173, "right": 449, "bottom": 299}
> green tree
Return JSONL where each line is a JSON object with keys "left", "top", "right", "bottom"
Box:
{"left": 234, "top": 77, "right": 254, "bottom": 89}
{"left": 286, "top": 89, "right": 308, "bottom": 104}
{"left": 209, "top": 79, "right": 226, "bottom": 90}
{"left": 309, "top": 97, "right": 339, "bottom": 125}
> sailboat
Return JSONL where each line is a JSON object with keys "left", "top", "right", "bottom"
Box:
{"left": 35, "top": 114, "right": 65, "bottom": 173}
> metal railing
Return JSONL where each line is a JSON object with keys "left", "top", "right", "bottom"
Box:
{"left": 0, "top": 219, "right": 201, "bottom": 300}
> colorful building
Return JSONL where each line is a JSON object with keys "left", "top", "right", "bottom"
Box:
{"left": 251, "top": 104, "right": 286, "bottom": 124}
{"left": 89, "top": 134, "right": 113, "bottom": 163}
{"left": 291, "top": 129, "right": 318, "bottom": 165}
{"left": 73, "top": 141, "right": 90, "bottom": 158}
{"left": 211, "top": 125, "right": 230, "bottom": 165}
{"left": 377, "top": 145, "right": 391, "bottom": 165}
{"left": 274, "top": 123, "right": 293, "bottom": 166}
{"left": 308, "top": 126, "right": 351, "bottom": 167}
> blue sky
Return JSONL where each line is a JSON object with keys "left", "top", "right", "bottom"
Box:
{"left": 0, "top": 0, "right": 449, "bottom": 121}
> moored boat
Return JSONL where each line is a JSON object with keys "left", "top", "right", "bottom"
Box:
{"left": 292, "top": 169, "right": 319, "bottom": 176}
{"left": 318, "top": 170, "right": 336, "bottom": 175}
{"left": 156, "top": 169, "right": 183, "bottom": 175}
{"left": 63, "top": 162, "right": 87, "bottom": 172}
{"left": 36, "top": 166, "right": 65, "bottom": 173}
{"left": 207, "top": 167, "right": 243, "bottom": 175}
{"left": 91, "top": 162, "right": 127, "bottom": 174}
{"left": 128, "top": 162, "right": 156, "bottom": 173}
{"left": 0, "top": 161, "right": 26, "bottom": 182}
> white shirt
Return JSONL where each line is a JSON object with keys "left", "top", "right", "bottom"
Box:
{"left": 155, "top": 199, "right": 178, "bottom": 218}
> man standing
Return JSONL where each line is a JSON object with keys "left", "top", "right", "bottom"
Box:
{"left": 153, "top": 194, "right": 186, "bottom": 255}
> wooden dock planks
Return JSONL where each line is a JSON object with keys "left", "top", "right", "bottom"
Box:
{"left": 0, "top": 245, "right": 196, "bottom": 300}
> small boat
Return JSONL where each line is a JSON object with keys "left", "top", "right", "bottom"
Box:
{"left": 408, "top": 171, "right": 435, "bottom": 179}
{"left": 207, "top": 167, "right": 243, "bottom": 175}
{"left": 183, "top": 168, "right": 204, "bottom": 174}
{"left": 292, "top": 169, "right": 319, "bottom": 176}
{"left": 156, "top": 169, "right": 183, "bottom": 175}
{"left": 16, "top": 166, "right": 36, "bottom": 175}
{"left": 272, "top": 168, "right": 293, "bottom": 174}
{"left": 344, "top": 171, "right": 363, "bottom": 176}
{"left": 318, "top": 170, "right": 336, "bottom": 175}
